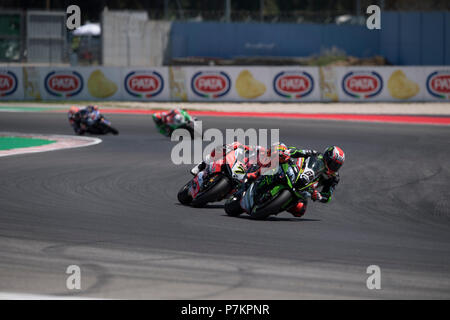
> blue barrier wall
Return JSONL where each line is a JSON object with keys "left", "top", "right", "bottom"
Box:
{"left": 170, "top": 12, "right": 450, "bottom": 65}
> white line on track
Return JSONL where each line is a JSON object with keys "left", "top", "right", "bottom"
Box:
{"left": 0, "top": 132, "right": 102, "bottom": 158}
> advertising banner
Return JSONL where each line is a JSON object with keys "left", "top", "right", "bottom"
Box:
{"left": 0, "top": 66, "right": 447, "bottom": 102}
{"left": 40, "top": 67, "right": 122, "bottom": 101}
{"left": 335, "top": 67, "right": 423, "bottom": 102}
{"left": 332, "top": 66, "right": 450, "bottom": 102}
{"left": 121, "top": 68, "right": 169, "bottom": 101}
{"left": 184, "top": 66, "right": 320, "bottom": 102}
{"left": 268, "top": 67, "right": 320, "bottom": 101}
{"left": 423, "top": 67, "right": 450, "bottom": 101}
{"left": 0, "top": 67, "right": 23, "bottom": 100}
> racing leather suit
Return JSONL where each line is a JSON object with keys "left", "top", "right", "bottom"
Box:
{"left": 68, "top": 106, "right": 101, "bottom": 135}
{"left": 288, "top": 147, "right": 340, "bottom": 216}
{"left": 242, "top": 146, "right": 340, "bottom": 217}
{"left": 153, "top": 109, "right": 182, "bottom": 136}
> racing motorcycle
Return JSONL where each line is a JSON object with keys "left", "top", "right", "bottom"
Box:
{"left": 224, "top": 155, "right": 323, "bottom": 220}
{"left": 177, "top": 146, "right": 250, "bottom": 207}
{"left": 152, "top": 109, "right": 198, "bottom": 138}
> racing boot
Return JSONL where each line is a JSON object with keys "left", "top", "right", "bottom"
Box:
{"left": 287, "top": 201, "right": 307, "bottom": 218}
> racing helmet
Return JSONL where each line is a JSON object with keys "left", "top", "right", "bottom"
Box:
{"left": 174, "top": 113, "right": 183, "bottom": 123}
{"left": 69, "top": 106, "right": 79, "bottom": 114}
{"left": 323, "top": 146, "right": 345, "bottom": 173}
{"left": 153, "top": 112, "right": 163, "bottom": 125}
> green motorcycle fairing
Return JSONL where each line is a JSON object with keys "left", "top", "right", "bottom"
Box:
{"left": 249, "top": 156, "right": 324, "bottom": 213}
{"left": 153, "top": 109, "right": 193, "bottom": 135}
{"left": 167, "top": 109, "right": 193, "bottom": 130}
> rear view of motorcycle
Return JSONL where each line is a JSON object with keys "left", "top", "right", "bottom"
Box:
{"left": 153, "top": 109, "right": 199, "bottom": 139}
{"left": 68, "top": 105, "right": 119, "bottom": 136}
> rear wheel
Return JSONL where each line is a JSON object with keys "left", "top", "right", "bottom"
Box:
{"left": 250, "top": 189, "right": 292, "bottom": 220}
{"left": 191, "top": 176, "right": 231, "bottom": 207}
{"left": 177, "top": 182, "right": 192, "bottom": 205}
{"left": 224, "top": 196, "right": 244, "bottom": 216}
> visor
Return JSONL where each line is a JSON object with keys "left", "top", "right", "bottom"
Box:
{"left": 327, "top": 160, "right": 342, "bottom": 172}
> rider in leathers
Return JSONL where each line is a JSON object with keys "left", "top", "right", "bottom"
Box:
{"left": 68, "top": 105, "right": 100, "bottom": 135}
{"left": 153, "top": 109, "right": 185, "bottom": 136}
{"left": 241, "top": 144, "right": 345, "bottom": 217}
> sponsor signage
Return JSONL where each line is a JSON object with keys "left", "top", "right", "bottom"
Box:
{"left": 191, "top": 71, "right": 231, "bottom": 98}
{"left": 342, "top": 71, "right": 383, "bottom": 99}
{"left": 0, "top": 70, "right": 18, "bottom": 97}
{"left": 273, "top": 71, "right": 314, "bottom": 99}
{"left": 44, "top": 70, "right": 83, "bottom": 97}
{"left": 124, "top": 70, "right": 164, "bottom": 98}
{"left": 426, "top": 71, "right": 450, "bottom": 99}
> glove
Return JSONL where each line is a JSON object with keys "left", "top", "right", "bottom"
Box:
{"left": 246, "top": 171, "right": 259, "bottom": 180}
{"left": 311, "top": 190, "right": 323, "bottom": 202}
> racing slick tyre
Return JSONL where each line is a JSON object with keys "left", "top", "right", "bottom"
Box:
{"left": 224, "top": 196, "right": 244, "bottom": 217}
{"left": 177, "top": 182, "right": 193, "bottom": 205}
{"left": 191, "top": 176, "right": 231, "bottom": 208}
{"left": 250, "top": 189, "right": 291, "bottom": 220}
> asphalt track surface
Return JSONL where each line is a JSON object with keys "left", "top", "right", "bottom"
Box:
{"left": 0, "top": 112, "right": 449, "bottom": 299}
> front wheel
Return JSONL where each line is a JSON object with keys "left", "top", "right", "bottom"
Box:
{"left": 191, "top": 176, "right": 231, "bottom": 207}
{"left": 224, "top": 196, "right": 244, "bottom": 216}
{"left": 250, "top": 189, "right": 292, "bottom": 220}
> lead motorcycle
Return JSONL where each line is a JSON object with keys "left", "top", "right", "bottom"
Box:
{"left": 177, "top": 146, "right": 251, "bottom": 207}
{"left": 225, "top": 155, "right": 324, "bottom": 220}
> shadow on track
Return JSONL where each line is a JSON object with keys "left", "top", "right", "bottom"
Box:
{"left": 222, "top": 214, "right": 321, "bottom": 222}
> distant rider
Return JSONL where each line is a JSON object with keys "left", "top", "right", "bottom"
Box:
{"left": 153, "top": 108, "right": 185, "bottom": 136}
{"left": 68, "top": 105, "right": 101, "bottom": 135}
